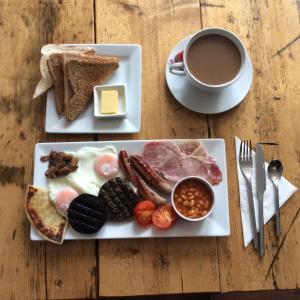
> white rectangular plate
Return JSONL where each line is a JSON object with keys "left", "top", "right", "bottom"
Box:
{"left": 31, "top": 139, "right": 230, "bottom": 240}
{"left": 45, "top": 44, "right": 141, "bottom": 133}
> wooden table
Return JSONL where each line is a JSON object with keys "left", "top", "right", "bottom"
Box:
{"left": 0, "top": 0, "right": 299, "bottom": 299}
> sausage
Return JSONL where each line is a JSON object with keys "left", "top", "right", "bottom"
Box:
{"left": 119, "top": 150, "right": 136, "bottom": 183}
{"left": 130, "top": 155, "right": 172, "bottom": 194}
{"left": 119, "top": 150, "right": 166, "bottom": 206}
{"left": 131, "top": 169, "right": 166, "bottom": 206}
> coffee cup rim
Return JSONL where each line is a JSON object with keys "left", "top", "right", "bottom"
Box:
{"left": 184, "top": 27, "right": 247, "bottom": 89}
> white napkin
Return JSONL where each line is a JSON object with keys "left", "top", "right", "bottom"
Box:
{"left": 235, "top": 137, "right": 298, "bottom": 247}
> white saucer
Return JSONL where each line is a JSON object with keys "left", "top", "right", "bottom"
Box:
{"left": 165, "top": 36, "right": 253, "bottom": 114}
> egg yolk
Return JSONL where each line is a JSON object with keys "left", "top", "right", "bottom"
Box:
{"left": 55, "top": 187, "right": 79, "bottom": 217}
{"left": 94, "top": 154, "right": 119, "bottom": 179}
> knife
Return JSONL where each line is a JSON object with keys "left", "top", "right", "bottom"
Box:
{"left": 256, "top": 144, "right": 266, "bottom": 256}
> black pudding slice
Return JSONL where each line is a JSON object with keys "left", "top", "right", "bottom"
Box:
{"left": 68, "top": 194, "right": 108, "bottom": 234}
{"left": 98, "top": 177, "right": 139, "bottom": 221}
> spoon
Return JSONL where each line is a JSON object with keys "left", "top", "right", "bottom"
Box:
{"left": 268, "top": 160, "right": 283, "bottom": 238}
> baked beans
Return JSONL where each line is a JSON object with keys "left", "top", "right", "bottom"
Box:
{"left": 173, "top": 179, "right": 212, "bottom": 219}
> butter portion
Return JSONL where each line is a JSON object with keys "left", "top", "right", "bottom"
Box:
{"left": 100, "top": 90, "right": 118, "bottom": 114}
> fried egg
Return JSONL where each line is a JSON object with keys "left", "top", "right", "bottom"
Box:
{"left": 48, "top": 146, "right": 121, "bottom": 210}
{"left": 94, "top": 153, "right": 119, "bottom": 178}
{"left": 55, "top": 187, "right": 79, "bottom": 217}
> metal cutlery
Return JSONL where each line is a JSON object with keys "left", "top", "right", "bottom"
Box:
{"left": 255, "top": 144, "right": 266, "bottom": 256}
{"left": 268, "top": 160, "right": 283, "bottom": 238}
{"left": 239, "top": 140, "right": 258, "bottom": 249}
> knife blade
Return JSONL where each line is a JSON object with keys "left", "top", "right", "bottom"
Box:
{"left": 256, "top": 143, "right": 266, "bottom": 256}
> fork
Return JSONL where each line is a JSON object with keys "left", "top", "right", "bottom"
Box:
{"left": 239, "top": 140, "right": 259, "bottom": 249}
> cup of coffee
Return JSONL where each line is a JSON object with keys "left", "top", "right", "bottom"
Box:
{"left": 169, "top": 28, "right": 246, "bottom": 92}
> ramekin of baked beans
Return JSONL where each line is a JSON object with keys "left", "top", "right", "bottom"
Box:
{"left": 171, "top": 176, "right": 215, "bottom": 221}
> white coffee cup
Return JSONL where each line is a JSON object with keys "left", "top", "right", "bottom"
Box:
{"left": 169, "top": 28, "right": 247, "bottom": 92}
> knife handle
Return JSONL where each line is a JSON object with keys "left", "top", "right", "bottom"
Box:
{"left": 275, "top": 184, "right": 281, "bottom": 238}
{"left": 259, "top": 197, "right": 265, "bottom": 256}
{"left": 245, "top": 180, "right": 259, "bottom": 249}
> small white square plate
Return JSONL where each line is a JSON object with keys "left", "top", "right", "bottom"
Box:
{"left": 31, "top": 139, "right": 230, "bottom": 241}
{"left": 45, "top": 44, "right": 141, "bottom": 133}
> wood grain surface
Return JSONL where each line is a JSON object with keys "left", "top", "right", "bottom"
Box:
{"left": 0, "top": 0, "right": 299, "bottom": 299}
{"left": 0, "top": 1, "right": 97, "bottom": 299}
{"left": 201, "top": 0, "right": 300, "bottom": 292}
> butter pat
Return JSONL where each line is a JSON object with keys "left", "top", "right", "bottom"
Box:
{"left": 100, "top": 90, "right": 118, "bottom": 114}
{"left": 93, "top": 84, "right": 127, "bottom": 119}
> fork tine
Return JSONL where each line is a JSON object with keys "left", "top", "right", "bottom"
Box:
{"left": 242, "top": 140, "right": 245, "bottom": 161}
{"left": 239, "top": 140, "right": 243, "bottom": 160}
{"left": 248, "top": 140, "right": 250, "bottom": 159}
{"left": 250, "top": 140, "right": 252, "bottom": 158}
{"left": 241, "top": 140, "right": 244, "bottom": 161}
{"left": 247, "top": 140, "right": 250, "bottom": 160}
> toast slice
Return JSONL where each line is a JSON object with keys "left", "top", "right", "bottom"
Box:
{"left": 47, "top": 53, "right": 65, "bottom": 114}
{"left": 48, "top": 50, "right": 97, "bottom": 114}
{"left": 41, "top": 44, "right": 95, "bottom": 57}
{"left": 33, "top": 55, "right": 54, "bottom": 98}
{"left": 63, "top": 53, "right": 100, "bottom": 112}
{"left": 63, "top": 54, "right": 119, "bottom": 121}
{"left": 33, "top": 45, "right": 95, "bottom": 99}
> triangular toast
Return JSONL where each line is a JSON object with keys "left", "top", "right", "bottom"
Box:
{"left": 46, "top": 47, "right": 96, "bottom": 114}
{"left": 47, "top": 54, "right": 65, "bottom": 114}
{"left": 63, "top": 54, "right": 119, "bottom": 121}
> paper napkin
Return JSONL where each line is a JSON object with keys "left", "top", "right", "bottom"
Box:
{"left": 235, "top": 137, "right": 298, "bottom": 247}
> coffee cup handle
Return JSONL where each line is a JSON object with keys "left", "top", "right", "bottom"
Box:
{"left": 169, "top": 62, "right": 185, "bottom": 75}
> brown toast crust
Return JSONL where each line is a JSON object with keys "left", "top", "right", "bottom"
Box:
{"left": 63, "top": 54, "right": 119, "bottom": 121}
{"left": 63, "top": 53, "right": 98, "bottom": 113}
{"left": 47, "top": 54, "right": 65, "bottom": 114}
{"left": 46, "top": 47, "right": 96, "bottom": 114}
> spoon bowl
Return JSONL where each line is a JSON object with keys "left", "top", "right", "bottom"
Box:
{"left": 268, "top": 160, "right": 283, "bottom": 184}
{"left": 267, "top": 159, "right": 283, "bottom": 238}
